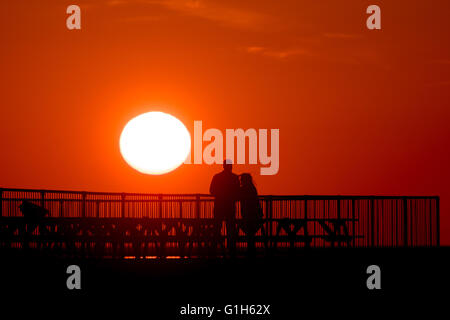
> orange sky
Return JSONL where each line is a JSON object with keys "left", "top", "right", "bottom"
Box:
{"left": 1, "top": 1, "right": 450, "bottom": 243}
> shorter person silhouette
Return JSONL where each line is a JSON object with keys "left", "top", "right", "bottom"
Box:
{"left": 239, "top": 173, "right": 264, "bottom": 257}
{"left": 209, "top": 159, "right": 240, "bottom": 257}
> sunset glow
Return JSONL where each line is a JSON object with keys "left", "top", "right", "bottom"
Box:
{"left": 119, "top": 112, "right": 191, "bottom": 175}
{"left": 1, "top": 1, "right": 450, "bottom": 243}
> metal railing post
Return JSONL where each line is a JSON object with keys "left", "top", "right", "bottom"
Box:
{"left": 59, "top": 200, "right": 64, "bottom": 218}
{"left": 403, "top": 197, "right": 408, "bottom": 247}
{"left": 267, "top": 196, "right": 273, "bottom": 248}
{"left": 304, "top": 200, "right": 309, "bottom": 248}
{"left": 337, "top": 199, "right": 341, "bottom": 248}
{"left": 121, "top": 193, "right": 126, "bottom": 218}
{"left": 351, "top": 199, "right": 355, "bottom": 247}
{"left": 436, "top": 197, "right": 440, "bottom": 247}
{"left": 195, "top": 194, "right": 200, "bottom": 219}
{"left": 370, "top": 199, "right": 374, "bottom": 247}
{"left": 96, "top": 201, "right": 100, "bottom": 218}
{"left": 82, "top": 192, "right": 87, "bottom": 218}
{"left": 0, "top": 188, "right": 3, "bottom": 218}
{"left": 178, "top": 200, "right": 183, "bottom": 219}
{"left": 40, "top": 191, "right": 45, "bottom": 209}
{"left": 158, "top": 194, "right": 163, "bottom": 219}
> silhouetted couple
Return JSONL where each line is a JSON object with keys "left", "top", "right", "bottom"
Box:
{"left": 209, "top": 159, "right": 264, "bottom": 257}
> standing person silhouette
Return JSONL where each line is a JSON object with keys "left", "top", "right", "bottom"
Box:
{"left": 239, "top": 173, "right": 264, "bottom": 257}
{"left": 210, "top": 159, "right": 240, "bottom": 257}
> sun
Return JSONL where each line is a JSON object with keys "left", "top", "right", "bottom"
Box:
{"left": 119, "top": 111, "right": 191, "bottom": 175}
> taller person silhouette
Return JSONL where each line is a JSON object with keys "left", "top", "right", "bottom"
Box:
{"left": 210, "top": 159, "right": 240, "bottom": 257}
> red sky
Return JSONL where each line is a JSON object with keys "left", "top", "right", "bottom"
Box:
{"left": 1, "top": 1, "right": 450, "bottom": 243}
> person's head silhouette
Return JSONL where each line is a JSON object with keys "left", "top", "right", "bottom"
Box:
{"left": 223, "top": 159, "right": 233, "bottom": 172}
{"left": 240, "top": 173, "right": 253, "bottom": 187}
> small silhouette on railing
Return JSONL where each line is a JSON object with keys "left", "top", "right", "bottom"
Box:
{"left": 210, "top": 159, "right": 240, "bottom": 257}
{"left": 19, "top": 200, "right": 49, "bottom": 249}
{"left": 19, "top": 200, "right": 48, "bottom": 221}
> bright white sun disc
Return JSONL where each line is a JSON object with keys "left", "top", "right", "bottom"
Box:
{"left": 120, "top": 111, "right": 191, "bottom": 175}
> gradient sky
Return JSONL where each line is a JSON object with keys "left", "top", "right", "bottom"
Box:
{"left": 1, "top": 1, "right": 450, "bottom": 243}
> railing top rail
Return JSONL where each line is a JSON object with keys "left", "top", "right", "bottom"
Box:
{"left": 0, "top": 187, "right": 439, "bottom": 201}
{"left": 260, "top": 195, "right": 440, "bottom": 200}
{"left": 0, "top": 187, "right": 212, "bottom": 197}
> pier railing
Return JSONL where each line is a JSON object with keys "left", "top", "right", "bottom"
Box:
{"left": 0, "top": 188, "right": 440, "bottom": 257}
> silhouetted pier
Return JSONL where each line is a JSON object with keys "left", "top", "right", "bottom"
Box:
{"left": 0, "top": 188, "right": 439, "bottom": 258}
